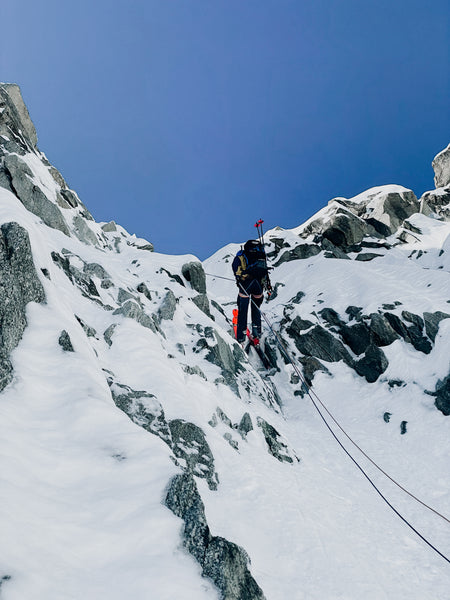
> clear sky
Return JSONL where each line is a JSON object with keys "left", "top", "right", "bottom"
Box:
{"left": 1, "top": 1, "right": 449, "bottom": 259}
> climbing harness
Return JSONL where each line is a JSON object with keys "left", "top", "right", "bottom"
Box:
{"left": 205, "top": 270, "right": 450, "bottom": 564}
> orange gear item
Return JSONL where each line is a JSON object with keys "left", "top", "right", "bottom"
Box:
{"left": 232, "top": 308, "right": 239, "bottom": 338}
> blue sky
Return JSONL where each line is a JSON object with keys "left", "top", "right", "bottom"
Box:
{"left": 1, "top": 1, "right": 449, "bottom": 258}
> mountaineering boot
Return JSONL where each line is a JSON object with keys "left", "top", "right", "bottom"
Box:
{"left": 251, "top": 325, "right": 262, "bottom": 341}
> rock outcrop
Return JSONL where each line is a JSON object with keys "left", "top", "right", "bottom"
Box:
{"left": 0, "top": 83, "right": 37, "bottom": 152}
{"left": 0, "top": 222, "right": 45, "bottom": 391}
{"left": 165, "top": 473, "right": 266, "bottom": 600}
{"left": 432, "top": 144, "right": 450, "bottom": 188}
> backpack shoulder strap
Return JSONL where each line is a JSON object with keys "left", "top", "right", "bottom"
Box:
{"left": 235, "top": 252, "right": 248, "bottom": 278}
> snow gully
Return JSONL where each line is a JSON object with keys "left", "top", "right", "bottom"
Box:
{"left": 205, "top": 271, "right": 450, "bottom": 566}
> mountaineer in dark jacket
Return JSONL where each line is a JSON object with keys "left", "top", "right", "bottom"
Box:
{"left": 232, "top": 239, "right": 269, "bottom": 343}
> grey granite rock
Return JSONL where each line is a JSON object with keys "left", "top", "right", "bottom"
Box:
{"left": 321, "top": 237, "right": 351, "bottom": 259}
{"left": 2, "top": 154, "right": 70, "bottom": 235}
{"left": 298, "top": 355, "right": 330, "bottom": 386}
{"left": 165, "top": 473, "right": 266, "bottom": 600}
{"left": 75, "top": 315, "right": 97, "bottom": 338}
{"left": 257, "top": 417, "right": 298, "bottom": 464}
{"left": 420, "top": 188, "right": 450, "bottom": 221}
{"left": 158, "top": 289, "right": 177, "bottom": 321}
{"left": 355, "top": 252, "right": 383, "bottom": 262}
{"left": 206, "top": 332, "right": 245, "bottom": 395}
{"left": 72, "top": 215, "right": 98, "bottom": 246}
{"left": 363, "top": 189, "right": 419, "bottom": 235}
{"left": 339, "top": 322, "right": 371, "bottom": 355}
{"left": 368, "top": 313, "right": 399, "bottom": 347}
{"left": 51, "top": 251, "right": 101, "bottom": 300}
{"left": 384, "top": 312, "right": 432, "bottom": 354}
{"left": 136, "top": 282, "right": 152, "bottom": 301}
{"left": 432, "top": 144, "right": 450, "bottom": 188}
{"left": 58, "top": 330, "right": 74, "bottom": 352}
{"left": 192, "top": 293, "right": 212, "bottom": 318}
{"left": 237, "top": 413, "right": 253, "bottom": 438}
{"left": 101, "top": 221, "right": 117, "bottom": 232}
{"left": 109, "top": 379, "right": 171, "bottom": 444}
{"left": 83, "top": 262, "right": 110, "bottom": 280}
{"left": 354, "top": 344, "right": 388, "bottom": 383}
{"left": 113, "top": 300, "right": 157, "bottom": 332}
{"left": 0, "top": 84, "right": 37, "bottom": 151}
{"left": 0, "top": 222, "right": 45, "bottom": 392}
{"left": 289, "top": 324, "right": 353, "bottom": 366}
{"left": 423, "top": 311, "right": 450, "bottom": 343}
{"left": 117, "top": 288, "right": 136, "bottom": 304}
{"left": 322, "top": 211, "right": 366, "bottom": 249}
{"left": 182, "top": 261, "right": 207, "bottom": 294}
{"left": 274, "top": 243, "right": 320, "bottom": 266}
{"left": 183, "top": 364, "right": 207, "bottom": 380}
{"left": 169, "top": 419, "right": 219, "bottom": 490}
{"left": 59, "top": 188, "right": 79, "bottom": 209}
{"left": 428, "top": 374, "right": 450, "bottom": 416}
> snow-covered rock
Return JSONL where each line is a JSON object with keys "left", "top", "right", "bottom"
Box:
{"left": 432, "top": 143, "right": 450, "bottom": 188}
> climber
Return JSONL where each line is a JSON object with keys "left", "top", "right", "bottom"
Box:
{"left": 232, "top": 239, "right": 269, "bottom": 344}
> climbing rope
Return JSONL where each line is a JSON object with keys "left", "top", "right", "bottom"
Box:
{"left": 205, "top": 271, "right": 450, "bottom": 564}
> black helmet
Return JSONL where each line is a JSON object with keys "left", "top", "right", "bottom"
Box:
{"left": 244, "top": 239, "right": 262, "bottom": 252}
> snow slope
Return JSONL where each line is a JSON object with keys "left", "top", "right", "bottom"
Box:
{"left": 0, "top": 84, "right": 449, "bottom": 600}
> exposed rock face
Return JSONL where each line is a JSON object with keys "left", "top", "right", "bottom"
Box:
{"left": 0, "top": 84, "right": 96, "bottom": 243}
{"left": 285, "top": 304, "right": 448, "bottom": 385}
{"left": 108, "top": 379, "right": 172, "bottom": 444}
{"left": 420, "top": 188, "right": 450, "bottom": 221}
{"left": 384, "top": 311, "right": 432, "bottom": 354}
{"left": 423, "top": 311, "right": 450, "bottom": 342}
{"left": 289, "top": 324, "right": 353, "bottom": 366}
{"left": 108, "top": 376, "right": 219, "bottom": 489}
{"left": 257, "top": 417, "right": 299, "bottom": 463}
{"left": 2, "top": 154, "right": 70, "bottom": 235}
{"left": 298, "top": 186, "right": 419, "bottom": 256}
{"left": 72, "top": 215, "right": 98, "bottom": 245}
{"left": 368, "top": 313, "right": 399, "bottom": 346}
{"left": 429, "top": 375, "right": 450, "bottom": 416}
{"left": 182, "top": 261, "right": 207, "bottom": 294}
{"left": 322, "top": 210, "right": 367, "bottom": 249}
{"left": 354, "top": 344, "right": 389, "bottom": 383}
{"left": 364, "top": 189, "right": 419, "bottom": 234}
{"left": 51, "top": 251, "right": 101, "bottom": 300}
{"left": 182, "top": 262, "right": 212, "bottom": 317}
{"left": 0, "top": 84, "right": 37, "bottom": 152}
{"left": 169, "top": 419, "right": 219, "bottom": 490}
{"left": 58, "top": 330, "right": 74, "bottom": 352}
{"left": 165, "top": 473, "right": 266, "bottom": 600}
{"left": 0, "top": 86, "right": 71, "bottom": 234}
{"left": 107, "top": 368, "right": 265, "bottom": 599}
{"left": 205, "top": 330, "right": 245, "bottom": 394}
{"left": 113, "top": 300, "right": 158, "bottom": 332}
{"left": 157, "top": 289, "right": 177, "bottom": 321}
{"left": 432, "top": 144, "right": 450, "bottom": 188}
{"left": 0, "top": 222, "right": 45, "bottom": 391}
{"left": 274, "top": 243, "right": 320, "bottom": 266}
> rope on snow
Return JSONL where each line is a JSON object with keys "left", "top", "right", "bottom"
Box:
{"left": 205, "top": 271, "right": 450, "bottom": 564}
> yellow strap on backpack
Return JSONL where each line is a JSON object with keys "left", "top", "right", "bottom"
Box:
{"left": 236, "top": 254, "right": 248, "bottom": 279}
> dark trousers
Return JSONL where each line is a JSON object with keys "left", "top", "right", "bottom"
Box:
{"left": 236, "top": 279, "right": 264, "bottom": 341}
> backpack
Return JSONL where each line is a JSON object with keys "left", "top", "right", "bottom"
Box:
{"left": 233, "top": 241, "right": 267, "bottom": 281}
